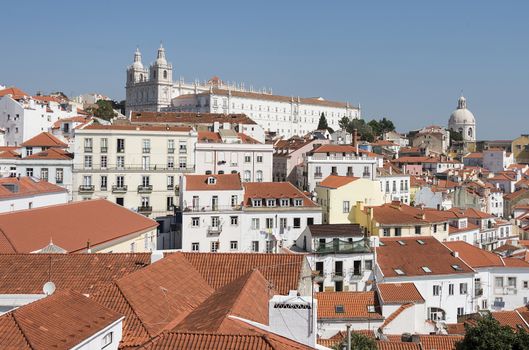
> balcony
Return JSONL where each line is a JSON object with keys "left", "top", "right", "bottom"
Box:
{"left": 100, "top": 147, "right": 108, "bottom": 153}
{"left": 207, "top": 225, "right": 223, "bottom": 235}
{"left": 78, "top": 185, "right": 95, "bottom": 193}
{"left": 475, "top": 288, "right": 484, "bottom": 297}
{"left": 183, "top": 205, "right": 242, "bottom": 212}
{"left": 332, "top": 272, "right": 344, "bottom": 282}
{"left": 84, "top": 147, "right": 93, "bottom": 153}
{"left": 179, "top": 148, "right": 187, "bottom": 154}
{"left": 314, "top": 238, "right": 371, "bottom": 255}
{"left": 362, "top": 172, "right": 371, "bottom": 179}
{"left": 137, "top": 206, "right": 152, "bottom": 214}
{"left": 112, "top": 185, "right": 128, "bottom": 193}
{"left": 137, "top": 185, "right": 153, "bottom": 193}
{"left": 314, "top": 172, "right": 323, "bottom": 179}
{"left": 167, "top": 148, "right": 175, "bottom": 154}
{"left": 142, "top": 148, "right": 151, "bottom": 154}
{"left": 73, "top": 165, "right": 195, "bottom": 173}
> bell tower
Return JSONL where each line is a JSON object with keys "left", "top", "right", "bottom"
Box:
{"left": 149, "top": 43, "right": 173, "bottom": 110}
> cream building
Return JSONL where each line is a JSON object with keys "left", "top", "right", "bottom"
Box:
{"left": 72, "top": 124, "right": 197, "bottom": 217}
{"left": 125, "top": 45, "right": 361, "bottom": 138}
{"left": 315, "top": 175, "right": 384, "bottom": 224}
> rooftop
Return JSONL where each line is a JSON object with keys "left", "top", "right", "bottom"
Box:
{"left": 0, "top": 177, "right": 67, "bottom": 199}
{"left": 365, "top": 202, "right": 448, "bottom": 225}
{"left": 318, "top": 175, "right": 360, "bottom": 189}
{"left": 131, "top": 111, "right": 258, "bottom": 125}
{"left": 20, "top": 132, "right": 68, "bottom": 148}
{"left": 243, "top": 182, "right": 317, "bottom": 207}
{"left": 83, "top": 124, "right": 192, "bottom": 132}
{"left": 185, "top": 173, "right": 243, "bottom": 191}
{"left": 377, "top": 283, "right": 425, "bottom": 304}
{"left": 307, "top": 224, "right": 364, "bottom": 237}
{"left": 316, "top": 292, "right": 383, "bottom": 320}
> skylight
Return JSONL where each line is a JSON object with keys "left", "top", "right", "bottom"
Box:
{"left": 335, "top": 305, "right": 345, "bottom": 313}
{"left": 394, "top": 268, "right": 405, "bottom": 275}
{"left": 451, "top": 264, "right": 463, "bottom": 271}
{"left": 367, "top": 305, "right": 376, "bottom": 313}
{"left": 397, "top": 240, "right": 406, "bottom": 246}
{"left": 417, "top": 239, "right": 425, "bottom": 245}
{"left": 422, "top": 266, "right": 432, "bottom": 273}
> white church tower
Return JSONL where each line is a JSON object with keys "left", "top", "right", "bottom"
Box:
{"left": 125, "top": 45, "right": 173, "bottom": 115}
{"left": 448, "top": 95, "right": 476, "bottom": 142}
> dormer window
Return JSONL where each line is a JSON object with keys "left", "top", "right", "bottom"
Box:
{"left": 280, "top": 199, "right": 290, "bottom": 207}
{"left": 294, "top": 199, "right": 303, "bottom": 207}
{"left": 394, "top": 268, "right": 405, "bottom": 275}
{"left": 266, "top": 199, "right": 276, "bottom": 207}
{"left": 252, "top": 199, "right": 262, "bottom": 207}
{"left": 207, "top": 177, "right": 216, "bottom": 185}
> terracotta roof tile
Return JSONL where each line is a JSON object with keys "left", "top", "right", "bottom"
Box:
{"left": 312, "top": 144, "right": 378, "bottom": 157}
{"left": 377, "top": 237, "right": 474, "bottom": 278}
{"left": 0, "top": 177, "right": 66, "bottom": 199}
{"left": 185, "top": 173, "right": 243, "bottom": 191}
{"left": 0, "top": 199, "right": 158, "bottom": 253}
{"left": 22, "top": 148, "right": 73, "bottom": 160}
{"left": 20, "top": 132, "right": 68, "bottom": 148}
{"left": 367, "top": 202, "right": 448, "bottom": 225}
{"left": 0, "top": 290, "right": 122, "bottom": 350}
{"left": 316, "top": 291, "right": 383, "bottom": 320}
{"left": 83, "top": 124, "right": 192, "bottom": 132}
{"left": 492, "top": 311, "right": 529, "bottom": 331}
{"left": 307, "top": 224, "right": 364, "bottom": 237}
{"left": 376, "top": 341, "right": 421, "bottom": 350}
{"left": 318, "top": 175, "right": 359, "bottom": 189}
{"left": 0, "top": 87, "right": 29, "bottom": 100}
{"left": 377, "top": 283, "right": 424, "bottom": 304}
{"left": 444, "top": 241, "right": 505, "bottom": 268}
{"left": 419, "top": 335, "right": 463, "bottom": 350}
{"left": 0, "top": 149, "right": 20, "bottom": 159}
{"left": 243, "top": 182, "right": 317, "bottom": 207}
{"left": 131, "top": 111, "right": 258, "bottom": 125}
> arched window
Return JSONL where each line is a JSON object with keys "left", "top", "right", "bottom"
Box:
{"left": 243, "top": 170, "right": 251, "bottom": 182}
{"left": 140, "top": 73, "right": 143, "bottom": 82}
{"left": 428, "top": 307, "right": 446, "bottom": 321}
{"left": 467, "top": 127, "right": 473, "bottom": 138}
{"left": 256, "top": 170, "right": 263, "bottom": 182}
{"left": 163, "top": 70, "right": 167, "bottom": 79}
{"left": 153, "top": 71, "right": 156, "bottom": 79}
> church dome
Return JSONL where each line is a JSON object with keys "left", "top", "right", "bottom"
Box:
{"left": 132, "top": 48, "right": 144, "bottom": 69}
{"left": 449, "top": 95, "right": 475, "bottom": 126}
{"left": 155, "top": 44, "right": 167, "bottom": 65}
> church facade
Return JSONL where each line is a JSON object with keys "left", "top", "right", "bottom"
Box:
{"left": 125, "top": 45, "right": 361, "bottom": 138}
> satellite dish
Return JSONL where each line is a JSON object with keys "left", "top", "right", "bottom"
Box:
{"left": 43, "top": 281, "right": 56, "bottom": 296}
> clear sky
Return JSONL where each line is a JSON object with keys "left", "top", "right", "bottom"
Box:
{"left": 1, "top": 0, "right": 528, "bottom": 139}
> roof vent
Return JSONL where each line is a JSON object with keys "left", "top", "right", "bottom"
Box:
{"left": 452, "top": 251, "right": 459, "bottom": 258}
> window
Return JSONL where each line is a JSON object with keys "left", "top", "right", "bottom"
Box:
{"left": 293, "top": 217, "right": 301, "bottom": 228}
{"left": 167, "top": 139, "right": 175, "bottom": 153}
{"left": 415, "top": 226, "right": 421, "bottom": 235}
{"left": 141, "top": 196, "right": 150, "bottom": 207}
{"left": 84, "top": 138, "right": 93, "bottom": 152}
{"left": 365, "top": 260, "right": 373, "bottom": 270}
{"left": 117, "top": 138, "right": 125, "bottom": 153}
{"left": 395, "top": 227, "right": 401, "bottom": 236}
{"left": 457, "top": 307, "right": 465, "bottom": 316}
{"left": 167, "top": 175, "right": 174, "bottom": 189}
{"left": 41, "top": 168, "right": 48, "bottom": 181}
{"left": 251, "top": 218, "right": 260, "bottom": 230}
{"left": 523, "top": 281, "right": 529, "bottom": 289}
{"left": 142, "top": 139, "right": 151, "bottom": 153}
{"left": 266, "top": 240, "right": 274, "bottom": 253}
{"left": 231, "top": 195, "right": 238, "bottom": 207}
{"left": 210, "top": 241, "right": 219, "bottom": 252}
{"left": 230, "top": 241, "right": 238, "bottom": 250}
{"left": 167, "top": 156, "right": 174, "bottom": 169}
{"left": 179, "top": 141, "right": 187, "bottom": 153}
{"left": 179, "top": 156, "right": 187, "bottom": 169}
{"left": 256, "top": 170, "right": 263, "bottom": 182}
{"left": 266, "top": 218, "right": 274, "bottom": 229}
{"left": 116, "top": 175, "right": 125, "bottom": 188}
{"left": 99, "top": 175, "right": 107, "bottom": 190}
{"left": 280, "top": 198, "right": 289, "bottom": 207}
{"left": 343, "top": 201, "right": 350, "bottom": 213}
{"left": 101, "top": 332, "right": 113, "bottom": 348}
{"left": 244, "top": 155, "right": 251, "bottom": 163}
{"left": 117, "top": 156, "right": 125, "bottom": 169}
{"left": 394, "top": 268, "right": 405, "bottom": 275}
{"left": 26, "top": 168, "right": 34, "bottom": 177}
{"left": 256, "top": 155, "right": 263, "bottom": 163}
{"left": 280, "top": 218, "right": 287, "bottom": 229}
{"left": 433, "top": 224, "right": 437, "bottom": 233}
{"left": 84, "top": 155, "right": 92, "bottom": 168}
{"left": 266, "top": 199, "right": 275, "bottom": 207}
{"left": 294, "top": 199, "right": 303, "bottom": 206}
{"left": 26, "top": 147, "right": 33, "bottom": 156}
{"left": 449, "top": 284, "right": 454, "bottom": 295}
{"left": 460, "top": 283, "right": 468, "bottom": 294}
{"left": 252, "top": 199, "right": 262, "bottom": 207}
{"left": 252, "top": 241, "right": 259, "bottom": 252}
{"left": 383, "top": 228, "right": 390, "bottom": 237}
{"left": 243, "top": 170, "right": 251, "bottom": 182}
{"left": 56, "top": 168, "right": 63, "bottom": 184}
{"left": 101, "top": 155, "right": 108, "bottom": 168}
{"left": 433, "top": 285, "right": 441, "bottom": 296}
{"left": 495, "top": 277, "right": 504, "bottom": 288}
{"left": 508, "top": 277, "right": 517, "bottom": 288}
{"left": 230, "top": 216, "right": 238, "bottom": 225}
{"left": 192, "top": 242, "right": 199, "bottom": 251}
{"left": 100, "top": 138, "right": 108, "bottom": 152}
{"left": 422, "top": 266, "right": 432, "bottom": 273}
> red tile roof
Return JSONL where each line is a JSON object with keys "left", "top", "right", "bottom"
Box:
{"left": 492, "top": 311, "right": 529, "bottom": 331}
{"left": 376, "top": 341, "right": 421, "bottom": 350}
{"left": 377, "top": 237, "right": 474, "bottom": 278}
{"left": 0, "top": 177, "right": 66, "bottom": 199}
{"left": 197, "top": 131, "right": 261, "bottom": 144}
{"left": 0, "top": 149, "right": 20, "bottom": 159}
{"left": 366, "top": 202, "right": 448, "bottom": 225}
{"left": 444, "top": 241, "right": 529, "bottom": 268}
{"left": 20, "top": 132, "right": 68, "bottom": 148}
{"left": 316, "top": 291, "right": 383, "bottom": 320}
{"left": 0, "top": 87, "right": 29, "bottom": 100}
{"left": 131, "top": 111, "right": 258, "bottom": 125}
{"left": 377, "top": 283, "right": 424, "bottom": 304}
{"left": 312, "top": 144, "right": 378, "bottom": 157}
{"left": 185, "top": 173, "right": 243, "bottom": 191}
{"left": 32, "top": 95, "right": 63, "bottom": 103}
{"left": 318, "top": 175, "right": 359, "bottom": 189}
{"left": 83, "top": 124, "right": 192, "bottom": 132}
{"left": 463, "top": 152, "right": 483, "bottom": 159}
{"left": 419, "top": 335, "right": 463, "bottom": 350}
{"left": 0, "top": 290, "right": 122, "bottom": 349}
{"left": 0, "top": 199, "right": 158, "bottom": 253}
{"left": 243, "top": 182, "right": 317, "bottom": 207}
{"left": 22, "top": 147, "right": 73, "bottom": 160}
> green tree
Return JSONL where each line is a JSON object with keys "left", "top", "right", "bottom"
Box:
{"left": 317, "top": 112, "right": 329, "bottom": 131}
{"left": 339, "top": 116, "right": 350, "bottom": 130}
{"left": 87, "top": 100, "right": 117, "bottom": 120}
{"left": 332, "top": 333, "right": 377, "bottom": 350}
{"left": 513, "top": 329, "right": 529, "bottom": 350}
{"left": 456, "top": 315, "right": 517, "bottom": 350}
{"left": 450, "top": 129, "right": 463, "bottom": 143}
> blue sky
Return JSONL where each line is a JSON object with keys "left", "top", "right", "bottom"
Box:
{"left": 1, "top": 1, "right": 528, "bottom": 139}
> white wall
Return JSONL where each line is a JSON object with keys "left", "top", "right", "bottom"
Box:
{"left": 0, "top": 191, "right": 68, "bottom": 213}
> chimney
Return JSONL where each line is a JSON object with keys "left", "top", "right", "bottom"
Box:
{"left": 268, "top": 294, "right": 317, "bottom": 348}
{"left": 86, "top": 240, "right": 92, "bottom": 253}
{"left": 452, "top": 251, "right": 459, "bottom": 258}
{"left": 352, "top": 128, "right": 359, "bottom": 148}
{"left": 151, "top": 250, "right": 164, "bottom": 264}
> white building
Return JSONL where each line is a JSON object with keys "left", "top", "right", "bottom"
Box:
{"left": 0, "top": 176, "right": 68, "bottom": 212}
{"left": 375, "top": 236, "right": 476, "bottom": 325}
{"left": 179, "top": 173, "right": 322, "bottom": 252}
{"left": 294, "top": 224, "right": 374, "bottom": 292}
{"left": 483, "top": 148, "right": 515, "bottom": 173}
{"left": 446, "top": 241, "right": 529, "bottom": 312}
{"left": 125, "top": 45, "right": 361, "bottom": 138}
{"left": 448, "top": 95, "right": 477, "bottom": 143}
{"left": 302, "top": 144, "right": 380, "bottom": 192}
{"left": 195, "top": 130, "right": 273, "bottom": 182}
{"left": 377, "top": 166, "right": 411, "bottom": 204}
{"left": 72, "top": 124, "right": 197, "bottom": 217}
{"left": 0, "top": 87, "right": 75, "bottom": 146}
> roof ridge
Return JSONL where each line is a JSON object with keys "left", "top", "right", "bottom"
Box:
{"left": 10, "top": 311, "right": 36, "bottom": 350}
{"left": 0, "top": 226, "right": 18, "bottom": 253}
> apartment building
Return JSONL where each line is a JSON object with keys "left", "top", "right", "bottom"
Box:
{"left": 179, "top": 173, "right": 322, "bottom": 253}
{"left": 73, "top": 124, "right": 197, "bottom": 217}
{"left": 195, "top": 130, "right": 273, "bottom": 182}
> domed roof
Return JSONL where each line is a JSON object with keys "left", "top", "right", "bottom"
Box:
{"left": 449, "top": 95, "right": 475, "bottom": 126}
{"left": 132, "top": 48, "right": 143, "bottom": 69}
{"left": 155, "top": 43, "right": 167, "bottom": 65}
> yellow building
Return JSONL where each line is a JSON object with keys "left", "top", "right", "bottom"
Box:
{"left": 351, "top": 201, "right": 449, "bottom": 241}
{"left": 512, "top": 134, "right": 529, "bottom": 164}
{"left": 315, "top": 175, "right": 384, "bottom": 224}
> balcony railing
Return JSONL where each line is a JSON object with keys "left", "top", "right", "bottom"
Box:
{"left": 84, "top": 147, "right": 93, "bottom": 153}
{"left": 78, "top": 185, "right": 94, "bottom": 193}
{"left": 207, "top": 225, "right": 222, "bottom": 234}
{"left": 100, "top": 147, "right": 108, "bottom": 153}
{"left": 73, "top": 165, "right": 195, "bottom": 173}
{"left": 137, "top": 206, "right": 152, "bottom": 214}
{"left": 112, "top": 185, "right": 128, "bottom": 193}
{"left": 179, "top": 148, "right": 187, "bottom": 154}
{"left": 137, "top": 185, "right": 153, "bottom": 193}
{"left": 183, "top": 205, "right": 242, "bottom": 212}
{"left": 142, "top": 148, "right": 151, "bottom": 154}
{"left": 332, "top": 271, "right": 344, "bottom": 281}
{"left": 314, "top": 172, "right": 323, "bottom": 179}
{"left": 167, "top": 148, "right": 175, "bottom": 154}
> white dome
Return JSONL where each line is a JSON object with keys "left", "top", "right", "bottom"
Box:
{"left": 132, "top": 60, "right": 144, "bottom": 69}
{"left": 132, "top": 48, "right": 143, "bottom": 69}
{"left": 449, "top": 108, "right": 475, "bottom": 125}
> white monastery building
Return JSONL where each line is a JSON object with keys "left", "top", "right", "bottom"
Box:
{"left": 125, "top": 45, "right": 361, "bottom": 138}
